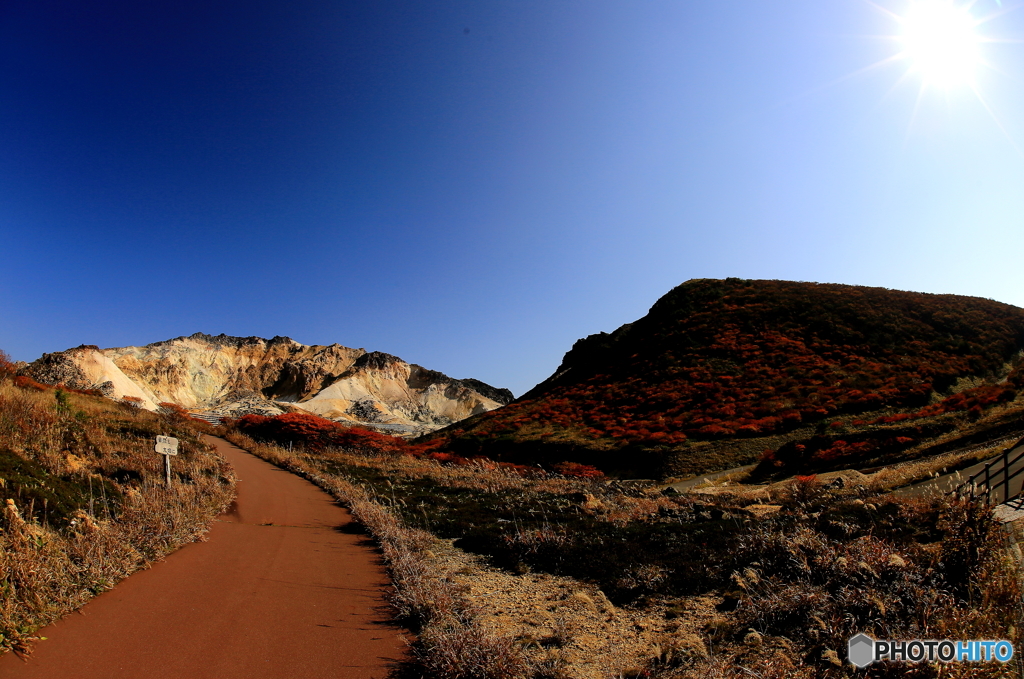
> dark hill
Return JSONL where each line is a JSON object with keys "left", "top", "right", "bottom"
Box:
{"left": 428, "top": 279, "right": 1024, "bottom": 477}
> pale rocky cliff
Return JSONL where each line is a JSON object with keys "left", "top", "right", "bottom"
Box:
{"left": 25, "top": 333, "right": 512, "bottom": 435}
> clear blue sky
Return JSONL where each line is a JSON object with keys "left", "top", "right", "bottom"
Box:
{"left": 3, "top": 0, "right": 1024, "bottom": 396}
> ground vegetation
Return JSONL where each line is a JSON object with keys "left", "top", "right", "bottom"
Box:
{"left": 0, "top": 351, "right": 235, "bottom": 655}
{"left": 222, "top": 412, "right": 1024, "bottom": 678}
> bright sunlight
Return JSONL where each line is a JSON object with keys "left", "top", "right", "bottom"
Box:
{"left": 900, "top": 0, "right": 981, "bottom": 87}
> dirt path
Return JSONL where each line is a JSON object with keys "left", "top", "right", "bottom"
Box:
{"left": 0, "top": 435, "right": 405, "bottom": 678}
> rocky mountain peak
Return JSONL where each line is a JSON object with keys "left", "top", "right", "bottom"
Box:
{"left": 353, "top": 351, "right": 404, "bottom": 371}
{"left": 24, "top": 333, "right": 510, "bottom": 436}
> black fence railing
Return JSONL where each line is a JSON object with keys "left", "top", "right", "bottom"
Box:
{"left": 955, "top": 438, "right": 1024, "bottom": 505}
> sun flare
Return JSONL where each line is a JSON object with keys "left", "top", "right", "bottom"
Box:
{"left": 900, "top": 1, "right": 981, "bottom": 87}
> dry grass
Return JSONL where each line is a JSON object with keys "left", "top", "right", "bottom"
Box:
{"left": 0, "top": 380, "right": 235, "bottom": 655}
{"left": 222, "top": 427, "right": 1024, "bottom": 678}
{"left": 643, "top": 483, "right": 1024, "bottom": 678}
{"left": 865, "top": 436, "right": 1023, "bottom": 493}
{"left": 314, "top": 447, "right": 588, "bottom": 497}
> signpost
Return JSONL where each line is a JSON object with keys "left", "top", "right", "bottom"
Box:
{"left": 155, "top": 435, "right": 179, "bottom": 486}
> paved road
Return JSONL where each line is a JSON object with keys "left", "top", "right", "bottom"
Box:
{"left": 0, "top": 436, "right": 404, "bottom": 679}
{"left": 895, "top": 438, "right": 1024, "bottom": 504}
{"left": 664, "top": 464, "right": 758, "bottom": 492}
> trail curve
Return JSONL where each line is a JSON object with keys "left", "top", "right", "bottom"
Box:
{"left": 0, "top": 435, "right": 405, "bottom": 678}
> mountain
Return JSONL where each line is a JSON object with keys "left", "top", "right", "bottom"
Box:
{"left": 430, "top": 279, "right": 1024, "bottom": 477}
{"left": 24, "top": 333, "right": 512, "bottom": 435}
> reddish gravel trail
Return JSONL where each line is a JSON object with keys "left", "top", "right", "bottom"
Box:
{"left": 0, "top": 435, "right": 405, "bottom": 679}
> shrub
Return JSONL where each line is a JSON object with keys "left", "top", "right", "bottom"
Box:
{"left": 158, "top": 402, "right": 191, "bottom": 419}
{"left": 13, "top": 375, "right": 48, "bottom": 391}
{"left": 121, "top": 395, "right": 144, "bottom": 408}
{"left": 721, "top": 496, "right": 1021, "bottom": 675}
{"left": 551, "top": 461, "right": 605, "bottom": 479}
{"left": 0, "top": 350, "right": 13, "bottom": 379}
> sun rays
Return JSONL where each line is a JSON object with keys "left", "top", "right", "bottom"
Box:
{"left": 855, "top": 0, "right": 1021, "bottom": 149}
{"left": 900, "top": 0, "right": 982, "bottom": 86}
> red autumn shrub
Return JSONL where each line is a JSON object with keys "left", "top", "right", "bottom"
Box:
{"left": 14, "top": 375, "right": 49, "bottom": 391}
{"left": 158, "top": 402, "right": 191, "bottom": 419}
{"left": 551, "top": 461, "right": 605, "bottom": 479}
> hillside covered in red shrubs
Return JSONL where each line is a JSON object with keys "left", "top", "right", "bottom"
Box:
{"left": 230, "top": 412, "right": 605, "bottom": 478}
{"left": 233, "top": 412, "right": 411, "bottom": 454}
{"left": 429, "top": 279, "right": 1024, "bottom": 476}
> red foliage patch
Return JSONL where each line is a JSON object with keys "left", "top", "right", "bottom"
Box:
{"left": 158, "top": 402, "right": 191, "bottom": 419}
{"left": 121, "top": 396, "right": 144, "bottom": 408}
{"left": 235, "top": 412, "right": 409, "bottom": 454}
{"left": 13, "top": 375, "right": 49, "bottom": 391}
{"left": 551, "top": 461, "right": 605, "bottom": 479}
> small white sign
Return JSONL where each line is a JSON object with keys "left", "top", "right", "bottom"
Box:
{"left": 155, "top": 435, "right": 179, "bottom": 456}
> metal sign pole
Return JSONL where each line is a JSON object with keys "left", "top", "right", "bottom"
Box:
{"left": 164, "top": 453, "right": 172, "bottom": 487}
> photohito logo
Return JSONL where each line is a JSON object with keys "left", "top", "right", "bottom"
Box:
{"left": 848, "top": 633, "right": 1014, "bottom": 667}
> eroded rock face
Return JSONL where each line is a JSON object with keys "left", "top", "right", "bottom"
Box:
{"left": 24, "top": 346, "right": 94, "bottom": 390}
{"left": 23, "top": 333, "right": 511, "bottom": 434}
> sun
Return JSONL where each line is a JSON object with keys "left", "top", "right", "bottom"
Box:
{"left": 900, "top": 0, "right": 982, "bottom": 87}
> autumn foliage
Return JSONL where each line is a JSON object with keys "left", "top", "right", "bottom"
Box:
{"left": 436, "top": 279, "right": 1024, "bottom": 471}
{"left": 0, "top": 350, "right": 13, "bottom": 379}
{"left": 7, "top": 371, "right": 103, "bottom": 399}
{"left": 231, "top": 412, "right": 603, "bottom": 477}
{"left": 550, "top": 461, "right": 605, "bottom": 478}
{"left": 233, "top": 412, "right": 410, "bottom": 454}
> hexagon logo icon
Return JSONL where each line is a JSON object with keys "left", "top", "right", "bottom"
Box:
{"left": 848, "top": 633, "right": 875, "bottom": 668}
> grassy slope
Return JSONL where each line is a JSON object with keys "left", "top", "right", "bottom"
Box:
{"left": 0, "top": 373, "right": 235, "bottom": 654}
{"left": 428, "top": 279, "right": 1024, "bottom": 479}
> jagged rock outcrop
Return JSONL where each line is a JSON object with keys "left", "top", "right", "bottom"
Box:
{"left": 24, "top": 333, "right": 512, "bottom": 434}
{"left": 26, "top": 345, "right": 161, "bottom": 409}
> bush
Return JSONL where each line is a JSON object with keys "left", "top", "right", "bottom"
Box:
{"left": 722, "top": 496, "right": 1021, "bottom": 676}
{"left": 0, "top": 350, "right": 13, "bottom": 379}
{"left": 551, "top": 461, "right": 605, "bottom": 479}
{"left": 13, "top": 375, "right": 48, "bottom": 391}
{"left": 158, "top": 402, "right": 191, "bottom": 419}
{"left": 234, "top": 412, "right": 408, "bottom": 454}
{"left": 121, "top": 396, "right": 144, "bottom": 408}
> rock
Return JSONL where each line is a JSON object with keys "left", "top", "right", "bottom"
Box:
{"left": 23, "top": 334, "right": 510, "bottom": 432}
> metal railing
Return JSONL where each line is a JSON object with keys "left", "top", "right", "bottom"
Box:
{"left": 955, "top": 438, "right": 1024, "bottom": 505}
{"left": 190, "top": 412, "right": 224, "bottom": 425}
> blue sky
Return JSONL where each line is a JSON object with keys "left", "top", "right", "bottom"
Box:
{"left": 2, "top": 0, "right": 1024, "bottom": 396}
